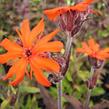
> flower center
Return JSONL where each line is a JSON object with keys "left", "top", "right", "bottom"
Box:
{"left": 24, "top": 49, "right": 32, "bottom": 58}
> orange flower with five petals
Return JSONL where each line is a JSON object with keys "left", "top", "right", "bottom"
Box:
{"left": 76, "top": 38, "right": 109, "bottom": 60}
{"left": 0, "top": 19, "right": 63, "bottom": 87}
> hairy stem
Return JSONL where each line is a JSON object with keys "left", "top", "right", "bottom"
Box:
{"left": 85, "top": 89, "right": 92, "bottom": 109}
{"left": 84, "top": 66, "right": 94, "bottom": 109}
{"left": 57, "top": 80, "right": 62, "bottom": 109}
{"left": 62, "top": 34, "right": 73, "bottom": 76}
{"left": 64, "top": 35, "right": 73, "bottom": 58}
{"left": 57, "top": 33, "right": 73, "bottom": 109}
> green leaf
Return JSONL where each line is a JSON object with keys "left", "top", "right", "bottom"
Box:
{"left": 98, "top": 30, "right": 109, "bottom": 37}
{"left": 19, "top": 86, "right": 40, "bottom": 94}
{"left": 78, "top": 71, "right": 89, "bottom": 81}
{"left": 92, "top": 87, "right": 105, "bottom": 96}
{"left": 1, "top": 99, "right": 10, "bottom": 109}
{"left": 66, "top": 71, "right": 72, "bottom": 82}
{"left": 10, "top": 86, "right": 17, "bottom": 94}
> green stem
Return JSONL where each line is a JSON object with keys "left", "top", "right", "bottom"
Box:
{"left": 62, "top": 35, "right": 73, "bottom": 76}
{"left": 64, "top": 34, "right": 73, "bottom": 58}
{"left": 57, "top": 80, "right": 62, "bottom": 109}
{"left": 84, "top": 66, "right": 94, "bottom": 109}
{"left": 85, "top": 89, "right": 92, "bottom": 109}
{"left": 57, "top": 33, "right": 73, "bottom": 109}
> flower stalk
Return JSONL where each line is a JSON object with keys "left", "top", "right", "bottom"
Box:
{"left": 57, "top": 32, "right": 73, "bottom": 109}
{"left": 61, "top": 33, "right": 73, "bottom": 76}
{"left": 57, "top": 80, "right": 62, "bottom": 109}
{"left": 84, "top": 66, "right": 94, "bottom": 109}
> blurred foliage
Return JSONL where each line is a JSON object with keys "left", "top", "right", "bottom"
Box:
{"left": 0, "top": 0, "right": 109, "bottom": 109}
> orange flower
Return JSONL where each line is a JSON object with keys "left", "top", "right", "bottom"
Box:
{"left": 44, "top": 0, "right": 94, "bottom": 21}
{"left": 44, "top": 0, "right": 95, "bottom": 37}
{"left": 76, "top": 38, "right": 109, "bottom": 60}
{"left": 0, "top": 19, "right": 63, "bottom": 87}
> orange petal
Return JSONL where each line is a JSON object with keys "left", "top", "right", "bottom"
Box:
{"left": 16, "top": 19, "right": 30, "bottom": 47}
{"left": 95, "top": 54, "right": 106, "bottom": 60}
{"left": 36, "top": 29, "right": 60, "bottom": 46}
{"left": 30, "top": 56, "right": 60, "bottom": 73}
{"left": 82, "top": 42, "right": 92, "bottom": 54}
{"left": 96, "top": 50, "right": 109, "bottom": 60}
{"left": 44, "top": 7, "right": 66, "bottom": 21}
{"left": 100, "top": 48, "right": 109, "bottom": 53}
{"left": 0, "top": 52, "right": 21, "bottom": 64}
{"left": 16, "top": 28, "right": 24, "bottom": 43}
{"left": 33, "top": 41, "right": 63, "bottom": 54}
{"left": 88, "top": 38, "right": 99, "bottom": 52}
{"left": 84, "top": 0, "right": 94, "bottom": 4}
{"left": 3, "top": 58, "right": 26, "bottom": 80}
{"left": 71, "top": 4, "right": 88, "bottom": 11}
{"left": 76, "top": 42, "right": 92, "bottom": 55}
{"left": 21, "top": 19, "right": 30, "bottom": 36}
{"left": 41, "top": 29, "right": 60, "bottom": 42}
{"left": 71, "top": 0, "right": 94, "bottom": 11}
{"left": 76, "top": 48, "right": 86, "bottom": 53}
{"left": 10, "top": 73, "right": 25, "bottom": 86}
{"left": 0, "top": 38, "right": 23, "bottom": 52}
{"left": 20, "top": 19, "right": 30, "bottom": 47}
{"left": 3, "top": 58, "right": 27, "bottom": 86}
{"left": 30, "top": 61, "right": 51, "bottom": 87}
{"left": 30, "top": 18, "right": 44, "bottom": 43}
